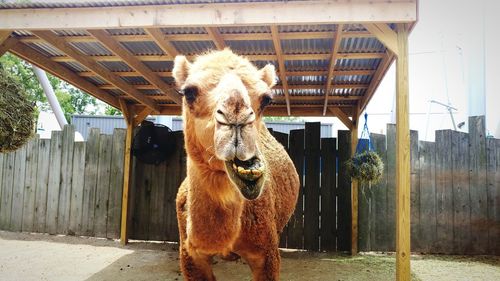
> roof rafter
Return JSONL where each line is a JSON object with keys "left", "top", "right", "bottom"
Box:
{"left": 87, "top": 29, "right": 182, "bottom": 105}
{"left": 8, "top": 40, "right": 120, "bottom": 108}
{"left": 31, "top": 30, "right": 160, "bottom": 113}
{"left": 329, "top": 107, "right": 353, "bottom": 130}
{"left": 47, "top": 52, "right": 385, "bottom": 63}
{"left": 18, "top": 30, "right": 374, "bottom": 44}
{"left": 363, "top": 23, "right": 399, "bottom": 56}
{"left": 144, "top": 28, "right": 180, "bottom": 57}
{"left": 271, "top": 25, "right": 291, "bottom": 116}
{"left": 322, "top": 24, "right": 344, "bottom": 116}
{"left": 206, "top": 27, "right": 226, "bottom": 49}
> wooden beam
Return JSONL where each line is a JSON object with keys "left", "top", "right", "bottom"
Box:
{"left": 133, "top": 108, "right": 153, "bottom": 127}
{"left": 395, "top": 23, "right": 411, "bottom": 281}
{"left": 98, "top": 83, "right": 369, "bottom": 91}
{"left": 48, "top": 51, "right": 385, "bottom": 63}
{"left": 9, "top": 41, "right": 120, "bottom": 108}
{"left": 31, "top": 30, "right": 160, "bottom": 113}
{"left": 120, "top": 118, "right": 134, "bottom": 245}
{"left": 273, "top": 95, "right": 362, "bottom": 102}
{"left": 88, "top": 29, "right": 182, "bottom": 105}
{"left": 206, "top": 27, "right": 226, "bottom": 49}
{"left": 118, "top": 99, "right": 133, "bottom": 125}
{"left": 323, "top": 24, "right": 343, "bottom": 115}
{"left": 363, "top": 23, "right": 399, "bottom": 56}
{"left": 328, "top": 107, "right": 353, "bottom": 130}
{"left": 77, "top": 69, "right": 376, "bottom": 78}
{"left": 0, "top": 1, "right": 418, "bottom": 30}
{"left": 271, "top": 25, "right": 291, "bottom": 116}
{"left": 350, "top": 105, "right": 360, "bottom": 255}
{"left": 0, "top": 37, "right": 17, "bottom": 57}
{"left": 359, "top": 52, "right": 396, "bottom": 112}
{"left": 18, "top": 30, "right": 374, "bottom": 45}
{"left": 144, "top": 28, "right": 180, "bottom": 57}
{"left": 0, "top": 30, "right": 13, "bottom": 56}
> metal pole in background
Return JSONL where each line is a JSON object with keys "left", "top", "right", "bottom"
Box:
{"left": 32, "top": 65, "right": 67, "bottom": 129}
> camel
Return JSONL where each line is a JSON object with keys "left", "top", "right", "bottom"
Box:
{"left": 172, "top": 49, "right": 300, "bottom": 281}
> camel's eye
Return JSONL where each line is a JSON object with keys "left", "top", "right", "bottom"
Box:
{"left": 260, "top": 93, "right": 272, "bottom": 111}
{"left": 182, "top": 86, "right": 198, "bottom": 104}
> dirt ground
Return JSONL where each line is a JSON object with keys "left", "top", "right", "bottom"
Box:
{"left": 1, "top": 231, "right": 499, "bottom": 281}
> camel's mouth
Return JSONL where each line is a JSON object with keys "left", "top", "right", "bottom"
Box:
{"left": 224, "top": 156, "right": 266, "bottom": 200}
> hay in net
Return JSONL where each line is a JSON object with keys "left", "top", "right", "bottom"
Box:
{"left": 345, "top": 150, "right": 384, "bottom": 184}
{"left": 0, "top": 66, "right": 35, "bottom": 153}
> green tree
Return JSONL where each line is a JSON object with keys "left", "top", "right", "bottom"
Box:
{"left": 0, "top": 53, "right": 98, "bottom": 122}
{"left": 104, "top": 105, "right": 122, "bottom": 116}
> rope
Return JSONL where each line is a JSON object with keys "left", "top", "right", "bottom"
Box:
{"left": 355, "top": 112, "right": 374, "bottom": 154}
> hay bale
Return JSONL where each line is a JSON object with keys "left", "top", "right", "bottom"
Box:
{"left": 345, "top": 150, "right": 384, "bottom": 184}
{"left": 0, "top": 66, "right": 35, "bottom": 153}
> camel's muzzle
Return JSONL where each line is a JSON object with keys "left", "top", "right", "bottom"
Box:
{"left": 225, "top": 156, "right": 265, "bottom": 200}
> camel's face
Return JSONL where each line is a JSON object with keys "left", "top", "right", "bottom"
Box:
{"left": 173, "top": 50, "right": 276, "bottom": 200}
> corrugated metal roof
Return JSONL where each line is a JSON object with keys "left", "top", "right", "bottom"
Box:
{"left": 171, "top": 40, "right": 216, "bottom": 55}
{"left": 70, "top": 41, "right": 113, "bottom": 56}
{"left": 0, "top": 0, "right": 292, "bottom": 9}
{"left": 281, "top": 39, "right": 333, "bottom": 54}
{"left": 340, "top": 37, "right": 385, "bottom": 53}
{"left": 120, "top": 76, "right": 150, "bottom": 84}
{"left": 98, "top": 61, "right": 133, "bottom": 72}
{"left": 226, "top": 40, "right": 274, "bottom": 55}
{"left": 143, "top": 61, "right": 173, "bottom": 71}
{"left": 59, "top": 61, "right": 89, "bottom": 72}
{"left": 160, "top": 27, "right": 207, "bottom": 35}
{"left": 120, "top": 41, "right": 164, "bottom": 55}
{"left": 335, "top": 58, "right": 381, "bottom": 70}
{"left": 285, "top": 60, "right": 329, "bottom": 71}
{"left": 219, "top": 26, "right": 271, "bottom": 34}
{"left": 279, "top": 24, "right": 336, "bottom": 33}
{"left": 334, "top": 75, "right": 372, "bottom": 85}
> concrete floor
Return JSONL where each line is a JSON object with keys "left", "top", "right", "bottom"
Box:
{"left": 1, "top": 231, "right": 499, "bottom": 281}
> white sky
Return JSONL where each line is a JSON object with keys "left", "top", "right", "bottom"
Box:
{"left": 308, "top": 0, "right": 500, "bottom": 140}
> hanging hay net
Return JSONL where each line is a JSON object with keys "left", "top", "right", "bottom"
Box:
{"left": 345, "top": 113, "right": 384, "bottom": 184}
{"left": 0, "top": 66, "right": 36, "bottom": 153}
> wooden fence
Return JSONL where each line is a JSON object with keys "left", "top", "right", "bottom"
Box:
{"left": 0, "top": 116, "right": 498, "bottom": 255}
{"left": 359, "top": 116, "right": 500, "bottom": 255}
{"left": 0, "top": 126, "right": 125, "bottom": 239}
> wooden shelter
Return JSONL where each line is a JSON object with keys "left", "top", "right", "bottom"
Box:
{"left": 0, "top": 1, "right": 418, "bottom": 280}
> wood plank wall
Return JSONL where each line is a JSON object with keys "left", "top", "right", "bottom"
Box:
{"left": 358, "top": 116, "right": 500, "bottom": 255}
{"left": 0, "top": 125, "right": 125, "bottom": 238}
{"left": 0, "top": 116, "right": 498, "bottom": 255}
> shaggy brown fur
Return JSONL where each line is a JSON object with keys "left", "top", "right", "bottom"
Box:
{"left": 173, "top": 49, "right": 299, "bottom": 281}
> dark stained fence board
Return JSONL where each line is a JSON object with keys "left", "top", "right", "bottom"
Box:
{"left": 149, "top": 159, "right": 168, "bottom": 241}
{"left": 286, "top": 129, "right": 305, "bottom": 249}
{"left": 435, "top": 130, "right": 454, "bottom": 253}
{"left": 494, "top": 139, "right": 500, "bottom": 255}
{"left": 11, "top": 145, "right": 27, "bottom": 231}
{"left": 46, "top": 131, "right": 63, "bottom": 235}
{"left": 320, "top": 138, "right": 336, "bottom": 252}
{"left": 131, "top": 158, "right": 153, "bottom": 240}
{"left": 468, "top": 116, "right": 488, "bottom": 254}
{"left": 337, "top": 130, "right": 351, "bottom": 252}
{"left": 418, "top": 141, "right": 437, "bottom": 253}
{"left": 69, "top": 141, "right": 86, "bottom": 236}
{"left": 107, "top": 128, "right": 125, "bottom": 239}
{"left": 34, "top": 139, "right": 51, "bottom": 233}
{"left": 22, "top": 137, "right": 39, "bottom": 232}
{"left": 81, "top": 128, "right": 100, "bottom": 236}
{"left": 304, "top": 122, "right": 320, "bottom": 251}
{"left": 94, "top": 134, "right": 112, "bottom": 238}
{"left": 271, "top": 130, "right": 289, "bottom": 248}
{"left": 452, "top": 131, "right": 470, "bottom": 254}
{"left": 371, "top": 133, "right": 388, "bottom": 251}
{"left": 385, "top": 124, "right": 396, "bottom": 251}
{"left": 0, "top": 153, "right": 4, "bottom": 226}
{"left": 0, "top": 153, "right": 15, "bottom": 230}
{"left": 57, "top": 125, "right": 75, "bottom": 234}
{"left": 410, "top": 130, "right": 421, "bottom": 251}
{"left": 486, "top": 138, "right": 498, "bottom": 255}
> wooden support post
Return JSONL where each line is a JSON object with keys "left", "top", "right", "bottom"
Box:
{"left": 395, "top": 24, "right": 411, "bottom": 281}
{"left": 0, "top": 31, "right": 14, "bottom": 56}
{"left": 119, "top": 99, "right": 134, "bottom": 245}
{"left": 350, "top": 107, "right": 360, "bottom": 255}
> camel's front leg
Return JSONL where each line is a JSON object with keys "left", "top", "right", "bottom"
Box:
{"left": 244, "top": 247, "right": 280, "bottom": 281}
{"left": 179, "top": 242, "right": 216, "bottom": 281}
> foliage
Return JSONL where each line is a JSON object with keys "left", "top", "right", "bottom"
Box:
{"left": 104, "top": 105, "right": 122, "bottom": 116}
{"left": 0, "top": 65, "right": 36, "bottom": 152}
{"left": 263, "top": 116, "right": 302, "bottom": 122}
{"left": 0, "top": 53, "right": 98, "bottom": 122}
{"left": 345, "top": 150, "right": 384, "bottom": 184}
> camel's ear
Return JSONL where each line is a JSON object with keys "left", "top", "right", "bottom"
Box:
{"left": 173, "top": 55, "right": 192, "bottom": 87}
{"left": 258, "top": 64, "right": 277, "bottom": 88}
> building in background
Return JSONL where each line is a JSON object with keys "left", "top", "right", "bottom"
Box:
{"left": 71, "top": 115, "right": 334, "bottom": 140}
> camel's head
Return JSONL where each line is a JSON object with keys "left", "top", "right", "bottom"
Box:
{"left": 173, "top": 49, "right": 276, "bottom": 200}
